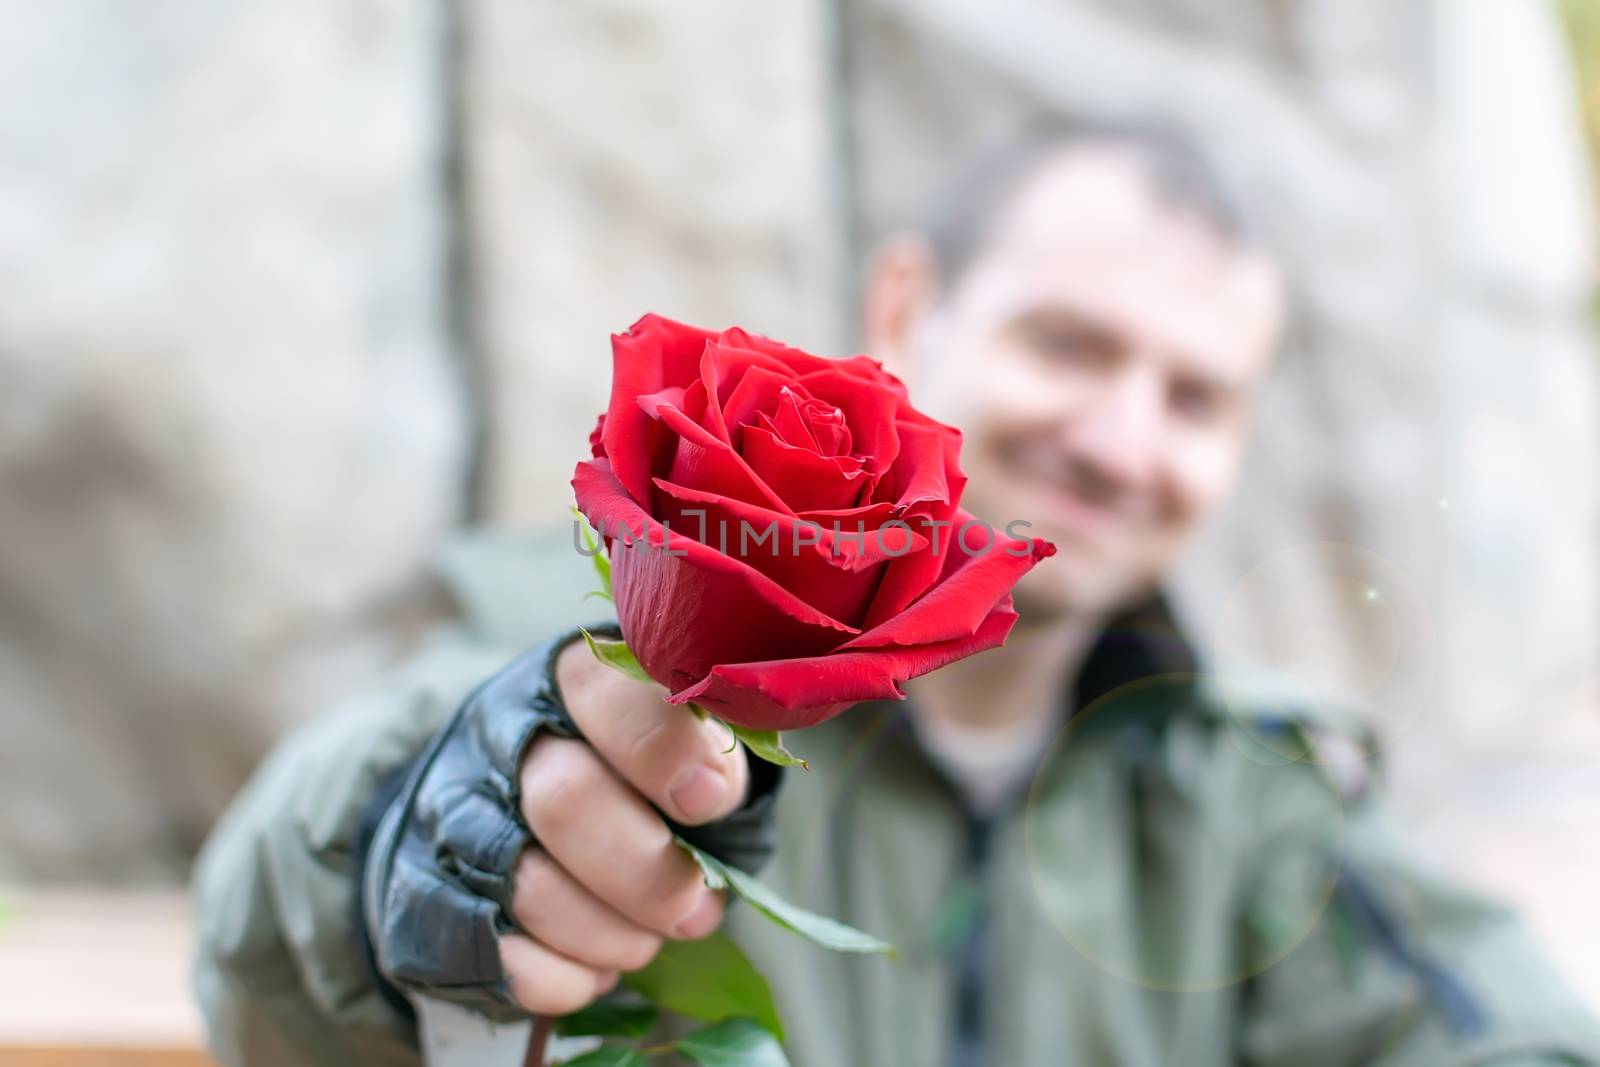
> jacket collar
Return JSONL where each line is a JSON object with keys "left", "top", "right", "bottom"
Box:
{"left": 820, "top": 593, "right": 1204, "bottom": 811}
{"left": 1070, "top": 593, "right": 1199, "bottom": 718}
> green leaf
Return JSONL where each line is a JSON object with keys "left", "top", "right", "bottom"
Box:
{"left": 554, "top": 1000, "right": 658, "bottom": 1039}
{"left": 675, "top": 1017, "right": 791, "bottom": 1067}
{"left": 580, "top": 628, "right": 654, "bottom": 685}
{"left": 677, "top": 839, "right": 896, "bottom": 957}
{"left": 619, "top": 931, "right": 783, "bottom": 1040}
{"left": 716, "top": 718, "right": 807, "bottom": 769}
{"left": 558, "top": 1048, "right": 644, "bottom": 1067}
{"left": 572, "top": 505, "right": 613, "bottom": 600}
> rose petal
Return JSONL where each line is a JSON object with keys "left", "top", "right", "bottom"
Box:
{"left": 723, "top": 365, "right": 810, "bottom": 445}
{"left": 883, "top": 420, "right": 952, "bottom": 509}
{"left": 637, "top": 385, "right": 688, "bottom": 422}
{"left": 741, "top": 425, "right": 868, "bottom": 512}
{"left": 718, "top": 328, "right": 837, "bottom": 377}
{"left": 603, "top": 314, "right": 718, "bottom": 505}
{"left": 858, "top": 492, "right": 962, "bottom": 628}
{"left": 574, "top": 460, "right": 858, "bottom": 689}
{"left": 799, "top": 500, "right": 904, "bottom": 524}
{"left": 831, "top": 353, "right": 908, "bottom": 393}
{"left": 680, "top": 375, "right": 717, "bottom": 440}
{"left": 770, "top": 388, "right": 820, "bottom": 451}
{"left": 845, "top": 518, "right": 1056, "bottom": 649}
{"left": 797, "top": 370, "right": 903, "bottom": 480}
{"left": 637, "top": 394, "right": 795, "bottom": 515}
{"left": 652, "top": 478, "right": 885, "bottom": 625}
{"left": 654, "top": 478, "right": 924, "bottom": 566}
{"left": 707, "top": 338, "right": 804, "bottom": 402}
{"left": 670, "top": 603, "right": 1019, "bottom": 731}
{"left": 801, "top": 397, "right": 851, "bottom": 455}
{"left": 693, "top": 343, "right": 736, "bottom": 443}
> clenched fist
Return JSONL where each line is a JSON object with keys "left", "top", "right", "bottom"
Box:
{"left": 498, "top": 639, "right": 750, "bottom": 1014}
{"left": 360, "top": 627, "right": 777, "bottom": 1023}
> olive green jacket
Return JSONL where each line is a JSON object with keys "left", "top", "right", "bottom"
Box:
{"left": 193, "top": 532, "right": 1600, "bottom": 1066}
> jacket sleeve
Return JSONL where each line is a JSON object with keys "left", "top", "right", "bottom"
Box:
{"left": 192, "top": 631, "right": 514, "bottom": 1067}
{"left": 193, "top": 623, "right": 786, "bottom": 1064}
{"left": 1233, "top": 725, "right": 1600, "bottom": 1067}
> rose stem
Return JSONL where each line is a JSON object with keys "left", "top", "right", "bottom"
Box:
{"left": 522, "top": 1015, "right": 553, "bottom": 1066}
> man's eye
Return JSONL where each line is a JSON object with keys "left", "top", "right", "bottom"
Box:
{"left": 1027, "top": 328, "right": 1099, "bottom": 366}
{"left": 1171, "top": 381, "right": 1224, "bottom": 422}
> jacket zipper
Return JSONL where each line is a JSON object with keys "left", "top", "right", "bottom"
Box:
{"left": 952, "top": 809, "right": 995, "bottom": 1067}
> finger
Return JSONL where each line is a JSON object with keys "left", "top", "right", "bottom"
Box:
{"left": 519, "top": 735, "right": 725, "bottom": 938}
{"left": 497, "top": 933, "right": 618, "bottom": 1016}
{"left": 556, "top": 639, "right": 749, "bottom": 825}
{"left": 510, "top": 846, "right": 663, "bottom": 972}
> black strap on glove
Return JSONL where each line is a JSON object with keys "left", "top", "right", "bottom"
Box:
{"left": 356, "top": 623, "right": 783, "bottom": 1019}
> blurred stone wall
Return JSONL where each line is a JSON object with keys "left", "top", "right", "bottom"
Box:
{"left": 459, "top": 0, "right": 842, "bottom": 524}
{"left": 0, "top": 0, "right": 840, "bottom": 882}
{"left": 1, "top": 0, "right": 1595, "bottom": 881}
{"left": 0, "top": 0, "right": 468, "bottom": 880}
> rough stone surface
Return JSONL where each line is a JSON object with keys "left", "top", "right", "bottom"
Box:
{"left": 0, "top": 0, "right": 468, "bottom": 880}
{"left": 461, "top": 0, "right": 841, "bottom": 526}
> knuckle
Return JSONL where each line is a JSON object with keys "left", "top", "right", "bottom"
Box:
{"left": 501, "top": 941, "right": 592, "bottom": 1017}
{"left": 531, "top": 981, "right": 594, "bottom": 1017}
{"left": 699, "top": 892, "right": 727, "bottom": 931}
{"left": 559, "top": 646, "right": 635, "bottom": 730}
{"left": 517, "top": 733, "right": 560, "bottom": 791}
{"left": 617, "top": 932, "right": 663, "bottom": 972}
{"left": 555, "top": 648, "right": 603, "bottom": 721}
{"left": 623, "top": 713, "right": 681, "bottom": 781}
{"left": 511, "top": 850, "right": 559, "bottom": 922}
{"left": 639, "top": 859, "right": 705, "bottom": 932}
{"left": 649, "top": 845, "right": 699, "bottom": 891}
{"left": 685, "top": 714, "right": 735, "bottom": 767}
{"left": 725, "top": 740, "right": 750, "bottom": 787}
{"left": 521, "top": 741, "right": 593, "bottom": 835}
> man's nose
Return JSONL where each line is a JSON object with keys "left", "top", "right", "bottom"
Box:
{"left": 1062, "top": 367, "right": 1164, "bottom": 494}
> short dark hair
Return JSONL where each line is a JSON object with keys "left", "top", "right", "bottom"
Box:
{"left": 921, "top": 118, "right": 1256, "bottom": 287}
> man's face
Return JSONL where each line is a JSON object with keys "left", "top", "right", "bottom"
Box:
{"left": 870, "top": 148, "right": 1284, "bottom": 620}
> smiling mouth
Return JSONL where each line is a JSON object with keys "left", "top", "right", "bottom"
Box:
{"left": 994, "top": 449, "right": 1133, "bottom": 544}
{"left": 1047, "top": 487, "right": 1126, "bottom": 536}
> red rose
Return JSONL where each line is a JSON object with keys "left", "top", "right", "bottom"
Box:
{"left": 573, "top": 314, "right": 1055, "bottom": 731}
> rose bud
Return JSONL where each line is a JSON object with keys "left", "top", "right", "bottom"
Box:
{"left": 574, "top": 314, "right": 1055, "bottom": 732}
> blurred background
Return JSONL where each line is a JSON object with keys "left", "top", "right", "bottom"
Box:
{"left": 1, "top": 0, "right": 1596, "bottom": 1057}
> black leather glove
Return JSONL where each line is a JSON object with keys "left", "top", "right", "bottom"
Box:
{"left": 357, "top": 623, "right": 784, "bottom": 1019}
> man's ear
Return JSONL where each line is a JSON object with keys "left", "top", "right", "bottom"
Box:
{"left": 861, "top": 232, "right": 940, "bottom": 384}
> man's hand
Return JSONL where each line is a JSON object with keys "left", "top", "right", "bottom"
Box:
{"left": 496, "top": 639, "right": 751, "bottom": 1015}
